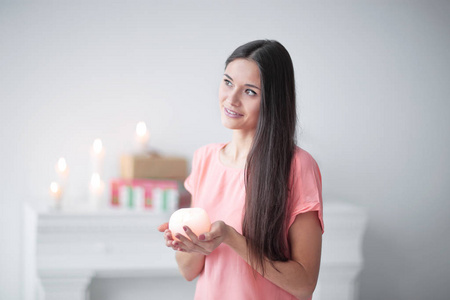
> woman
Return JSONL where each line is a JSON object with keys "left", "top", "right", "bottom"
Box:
{"left": 158, "top": 40, "right": 323, "bottom": 300}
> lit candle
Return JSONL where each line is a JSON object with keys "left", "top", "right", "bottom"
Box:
{"left": 54, "top": 157, "right": 68, "bottom": 209}
{"left": 55, "top": 157, "right": 68, "bottom": 178}
{"left": 169, "top": 208, "right": 211, "bottom": 241}
{"left": 49, "top": 181, "right": 62, "bottom": 210}
{"left": 93, "top": 138, "right": 103, "bottom": 155}
{"left": 90, "top": 173, "right": 104, "bottom": 194}
{"left": 135, "top": 121, "right": 150, "bottom": 152}
{"left": 90, "top": 138, "right": 104, "bottom": 174}
{"left": 89, "top": 172, "right": 104, "bottom": 209}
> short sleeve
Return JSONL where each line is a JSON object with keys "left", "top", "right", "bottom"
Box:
{"left": 184, "top": 149, "right": 199, "bottom": 195}
{"left": 288, "top": 149, "right": 324, "bottom": 233}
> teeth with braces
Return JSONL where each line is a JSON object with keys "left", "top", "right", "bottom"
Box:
{"left": 226, "top": 108, "right": 241, "bottom": 115}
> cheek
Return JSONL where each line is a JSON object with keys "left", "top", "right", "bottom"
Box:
{"left": 218, "top": 86, "right": 227, "bottom": 102}
{"left": 250, "top": 101, "right": 261, "bottom": 118}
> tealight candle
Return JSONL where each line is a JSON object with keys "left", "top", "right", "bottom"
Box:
{"left": 169, "top": 208, "right": 211, "bottom": 241}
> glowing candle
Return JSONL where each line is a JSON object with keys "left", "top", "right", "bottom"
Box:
{"left": 53, "top": 157, "right": 68, "bottom": 209}
{"left": 89, "top": 172, "right": 104, "bottom": 209}
{"left": 169, "top": 208, "right": 211, "bottom": 241}
{"left": 90, "top": 138, "right": 104, "bottom": 174}
{"left": 135, "top": 121, "right": 150, "bottom": 152}
{"left": 55, "top": 157, "right": 68, "bottom": 178}
{"left": 49, "top": 181, "right": 62, "bottom": 210}
{"left": 49, "top": 181, "right": 62, "bottom": 199}
{"left": 93, "top": 138, "right": 103, "bottom": 155}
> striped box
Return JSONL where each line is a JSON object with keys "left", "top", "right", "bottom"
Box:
{"left": 110, "top": 179, "right": 179, "bottom": 213}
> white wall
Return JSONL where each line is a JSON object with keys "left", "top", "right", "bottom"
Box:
{"left": 1, "top": 1, "right": 449, "bottom": 299}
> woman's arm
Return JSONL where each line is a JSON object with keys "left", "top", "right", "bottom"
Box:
{"left": 175, "top": 251, "right": 205, "bottom": 281}
{"left": 177, "top": 211, "right": 322, "bottom": 300}
{"left": 224, "top": 211, "right": 322, "bottom": 300}
{"left": 158, "top": 223, "right": 206, "bottom": 281}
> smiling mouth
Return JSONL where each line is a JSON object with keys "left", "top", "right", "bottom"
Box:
{"left": 224, "top": 107, "right": 244, "bottom": 117}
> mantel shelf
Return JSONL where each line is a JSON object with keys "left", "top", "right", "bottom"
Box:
{"left": 25, "top": 201, "right": 367, "bottom": 300}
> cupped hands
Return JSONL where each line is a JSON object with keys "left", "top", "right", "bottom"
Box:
{"left": 158, "top": 221, "right": 230, "bottom": 256}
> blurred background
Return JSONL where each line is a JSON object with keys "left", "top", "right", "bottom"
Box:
{"left": 1, "top": 0, "right": 449, "bottom": 299}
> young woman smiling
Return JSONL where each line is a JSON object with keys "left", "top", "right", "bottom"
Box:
{"left": 159, "top": 40, "right": 323, "bottom": 300}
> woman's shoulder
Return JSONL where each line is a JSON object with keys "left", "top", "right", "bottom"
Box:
{"left": 293, "top": 146, "right": 318, "bottom": 165}
{"left": 192, "top": 143, "right": 226, "bottom": 160}
{"left": 195, "top": 143, "right": 225, "bottom": 153}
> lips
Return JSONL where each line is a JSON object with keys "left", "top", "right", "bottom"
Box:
{"left": 224, "top": 107, "right": 243, "bottom": 118}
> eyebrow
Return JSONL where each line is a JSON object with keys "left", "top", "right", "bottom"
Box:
{"left": 224, "top": 73, "right": 261, "bottom": 90}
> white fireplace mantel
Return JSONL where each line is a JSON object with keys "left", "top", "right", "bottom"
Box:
{"left": 24, "top": 201, "right": 367, "bottom": 300}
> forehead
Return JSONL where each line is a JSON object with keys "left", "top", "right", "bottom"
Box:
{"left": 225, "top": 59, "right": 260, "bottom": 84}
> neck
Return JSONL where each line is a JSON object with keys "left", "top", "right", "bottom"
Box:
{"left": 227, "top": 130, "right": 255, "bottom": 161}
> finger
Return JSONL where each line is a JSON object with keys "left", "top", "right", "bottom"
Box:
{"left": 182, "top": 226, "right": 200, "bottom": 243}
{"left": 166, "top": 234, "right": 178, "bottom": 248}
{"left": 174, "top": 232, "right": 196, "bottom": 247}
{"left": 198, "top": 228, "right": 218, "bottom": 242}
{"left": 166, "top": 238, "right": 175, "bottom": 248}
{"left": 171, "top": 239, "right": 181, "bottom": 250}
{"left": 164, "top": 229, "right": 174, "bottom": 241}
{"left": 158, "top": 223, "right": 169, "bottom": 232}
{"left": 198, "top": 232, "right": 219, "bottom": 242}
{"left": 174, "top": 233, "right": 210, "bottom": 255}
{"left": 171, "top": 238, "right": 188, "bottom": 252}
{"left": 200, "top": 221, "right": 226, "bottom": 241}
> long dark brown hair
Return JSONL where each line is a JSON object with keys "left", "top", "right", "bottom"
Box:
{"left": 225, "top": 40, "right": 297, "bottom": 275}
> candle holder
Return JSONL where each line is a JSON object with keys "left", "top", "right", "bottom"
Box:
{"left": 169, "top": 208, "right": 211, "bottom": 241}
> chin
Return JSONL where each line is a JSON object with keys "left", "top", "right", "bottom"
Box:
{"left": 221, "top": 122, "right": 238, "bottom": 130}
{"left": 221, "top": 120, "right": 240, "bottom": 130}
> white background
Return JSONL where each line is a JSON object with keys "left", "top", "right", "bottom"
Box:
{"left": 1, "top": 1, "right": 449, "bottom": 299}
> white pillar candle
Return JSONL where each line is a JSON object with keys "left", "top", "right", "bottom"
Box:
{"left": 49, "top": 182, "right": 62, "bottom": 210}
{"left": 55, "top": 157, "right": 68, "bottom": 178}
{"left": 89, "top": 172, "right": 105, "bottom": 209}
{"left": 135, "top": 121, "right": 150, "bottom": 153}
{"left": 54, "top": 157, "right": 68, "bottom": 208}
{"left": 90, "top": 138, "right": 104, "bottom": 175}
{"left": 169, "top": 208, "right": 211, "bottom": 241}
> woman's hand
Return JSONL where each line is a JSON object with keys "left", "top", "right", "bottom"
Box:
{"left": 177, "top": 221, "right": 230, "bottom": 255}
{"left": 158, "top": 222, "right": 181, "bottom": 251}
{"left": 158, "top": 222, "right": 207, "bottom": 281}
{"left": 159, "top": 221, "right": 230, "bottom": 255}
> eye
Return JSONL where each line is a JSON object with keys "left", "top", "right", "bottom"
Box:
{"left": 224, "top": 79, "right": 233, "bottom": 86}
{"left": 245, "top": 89, "right": 257, "bottom": 96}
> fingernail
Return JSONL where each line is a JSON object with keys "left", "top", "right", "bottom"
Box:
{"left": 175, "top": 234, "right": 181, "bottom": 239}
{"left": 183, "top": 226, "right": 188, "bottom": 232}
{"left": 199, "top": 234, "right": 205, "bottom": 241}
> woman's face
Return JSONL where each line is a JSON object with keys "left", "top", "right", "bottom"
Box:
{"left": 219, "top": 58, "right": 261, "bottom": 133}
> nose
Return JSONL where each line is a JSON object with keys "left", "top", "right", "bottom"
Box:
{"left": 227, "top": 89, "right": 240, "bottom": 107}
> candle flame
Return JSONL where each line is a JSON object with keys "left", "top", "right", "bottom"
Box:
{"left": 93, "top": 139, "right": 103, "bottom": 154}
{"left": 57, "top": 157, "right": 67, "bottom": 172}
{"left": 136, "top": 122, "right": 148, "bottom": 137}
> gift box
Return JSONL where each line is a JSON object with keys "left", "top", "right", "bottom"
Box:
{"left": 120, "top": 154, "right": 187, "bottom": 181}
{"left": 110, "top": 178, "right": 179, "bottom": 212}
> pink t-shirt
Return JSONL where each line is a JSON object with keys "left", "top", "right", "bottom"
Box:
{"left": 184, "top": 143, "right": 323, "bottom": 300}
